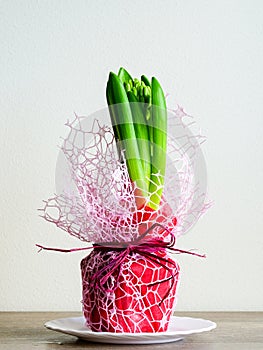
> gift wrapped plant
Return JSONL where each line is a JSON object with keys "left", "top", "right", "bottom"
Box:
{"left": 38, "top": 67, "right": 209, "bottom": 333}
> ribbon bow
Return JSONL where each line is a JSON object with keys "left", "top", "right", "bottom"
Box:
{"left": 37, "top": 223, "right": 205, "bottom": 304}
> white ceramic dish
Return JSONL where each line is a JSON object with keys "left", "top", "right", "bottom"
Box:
{"left": 45, "top": 316, "right": 216, "bottom": 344}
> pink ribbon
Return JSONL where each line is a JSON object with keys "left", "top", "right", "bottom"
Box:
{"left": 36, "top": 223, "right": 205, "bottom": 305}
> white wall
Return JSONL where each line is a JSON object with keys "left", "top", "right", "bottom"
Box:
{"left": 1, "top": 0, "right": 263, "bottom": 311}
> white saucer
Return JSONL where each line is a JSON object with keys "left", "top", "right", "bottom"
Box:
{"left": 45, "top": 316, "right": 216, "bottom": 344}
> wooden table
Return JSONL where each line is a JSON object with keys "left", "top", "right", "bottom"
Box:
{"left": 0, "top": 312, "right": 262, "bottom": 349}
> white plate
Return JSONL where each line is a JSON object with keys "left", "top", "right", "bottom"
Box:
{"left": 45, "top": 316, "right": 216, "bottom": 344}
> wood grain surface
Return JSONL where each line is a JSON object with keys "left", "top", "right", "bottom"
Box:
{"left": 0, "top": 312, "right": 263, "bottom": 349}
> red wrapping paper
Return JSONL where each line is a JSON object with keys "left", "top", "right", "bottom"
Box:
{"left": 81, "top": 248, "right": 180, "bottom": 333}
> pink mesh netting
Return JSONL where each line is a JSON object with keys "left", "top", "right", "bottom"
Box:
{"left": 39, "top": 105, "right": 209, "bottom": 333}
{"left": 40, "top": 106, "right": 210, "bottom": 243}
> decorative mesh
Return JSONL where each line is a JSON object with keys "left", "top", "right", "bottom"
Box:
{"left": 39, "top": 104, "right": 209, "bottom": 333}
{"left": 40, "top": 106, "right": 210, "bottom": 244}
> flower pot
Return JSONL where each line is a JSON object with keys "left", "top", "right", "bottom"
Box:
{"left": 81, "top": 247, "right": 180, "bottom": 333}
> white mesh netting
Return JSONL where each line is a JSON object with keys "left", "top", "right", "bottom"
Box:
{"left": 81, "top": 248, "right": 180, "bottom": 332}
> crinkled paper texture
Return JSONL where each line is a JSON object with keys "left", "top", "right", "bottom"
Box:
{"left": 81, "top": 249, "right": 180, "bottom": 332}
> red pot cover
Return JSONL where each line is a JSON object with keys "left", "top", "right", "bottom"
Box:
{"left": 81, "top": 248, "right": 180, "bottom": 333}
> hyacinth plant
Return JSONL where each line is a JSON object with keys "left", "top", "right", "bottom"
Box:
{"left": 106, "top": 67, "right": 171, "bottom": 234}
{"left": 38, "top": 67, "right": 209, "bottom": 333}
